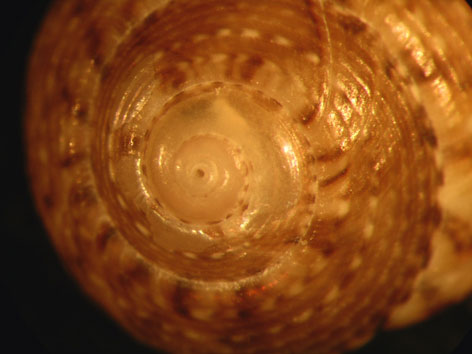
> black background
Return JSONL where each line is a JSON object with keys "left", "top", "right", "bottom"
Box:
{"left": 3, "top": 1, "right": 472, "bottom": 353}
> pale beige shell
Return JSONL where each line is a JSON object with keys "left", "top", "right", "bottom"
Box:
{"left": 26, "top": 0, "right": 472, "bottom": 353}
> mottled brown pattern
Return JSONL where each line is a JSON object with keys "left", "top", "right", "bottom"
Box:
{"left": 25, "top": 1, "right": 472, "bottom": 354}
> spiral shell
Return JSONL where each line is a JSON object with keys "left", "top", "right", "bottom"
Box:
{"left": 26, "top": 0, "right": 472, "bottom": 353}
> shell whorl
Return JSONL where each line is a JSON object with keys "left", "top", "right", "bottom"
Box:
{"left": 26, "top": 1, "right": 472, "bottom": 353}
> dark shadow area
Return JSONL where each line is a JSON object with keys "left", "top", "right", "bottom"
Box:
{"left": 3, "top": 0, "right": 472, "bottom": 353}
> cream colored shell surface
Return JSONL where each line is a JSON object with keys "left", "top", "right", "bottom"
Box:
{"left": 26, "top": 1, "right": 472, "bottom": 353}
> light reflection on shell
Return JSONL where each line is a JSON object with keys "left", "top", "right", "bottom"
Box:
{"left": 26, "top": 1, "right": 472, "bottom": 353}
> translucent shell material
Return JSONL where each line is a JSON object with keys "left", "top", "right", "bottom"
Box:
{"left": 26, "top": 1, "right": 472, "bottom": 353}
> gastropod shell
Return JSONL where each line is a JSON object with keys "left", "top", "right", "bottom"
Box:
{"left": 26, "top": 1, "right": 472, "bottom": 353}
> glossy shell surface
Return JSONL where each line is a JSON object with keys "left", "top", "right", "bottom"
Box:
{"left": 26, "top": 1, "right": 472, "bottom": 353}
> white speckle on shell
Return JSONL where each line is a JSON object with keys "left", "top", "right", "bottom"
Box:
{"left": 323, "top": 286, "right": 340, "bottom": 304}
{"left": 191, "top": 308, "right": 215, "bottom": 320}
{"left": 217, "top": 28, "right": 232, "bottom": 37}
{"left": 211, "top": 53, "right": 228, "bottom": 63}
{"left": 135, "top": 221, "right": 151, "bottom": 236}
{"left": 306, "top": 52, "right": 321, "bottom": 65}
{"left": 293, "top": 308, "right": 314, "bottom": 323}
{"left": 183, "top": 252, "right": 198, "bottom": 259}
{"left": 241, "top": 28, "right": 260, "bottom": 39}
{"left": 288, "top": 281, "right": 305, "bottom": 297}
{"left": 350, "top": 255, "right": 363, "bottom": 270}
{"left": 273, "top": 35, "right": 292, "bottom": 47}
{"left": 193, "top": 34, "right": 209, "bottom": 43}
{"left": 363, "top": 222, "right": 375, "bottom": 240}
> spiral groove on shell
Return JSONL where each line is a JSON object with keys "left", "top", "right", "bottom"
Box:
{"left": 26, "top": 0, "right": 472, "bottom": 353}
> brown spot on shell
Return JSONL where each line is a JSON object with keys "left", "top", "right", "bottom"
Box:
{"left": 338, "top": 14, "right": 367, "bottom": 35}
{"left": 384, "top": 60, "right": 396, "bottom": 80}
{"left": 119, "top": 131, "right": 141, "bottom": 156}
{"left": 393, "top": 287, "right": 413, "bottom": 305}
{"left": 419, "top": 282, "right": 441, "bottom": 302}
{"left": 85, "top": 25, "right": 104, "bottom": 67}
{"left": 310, "top": 238, "right": 337, "bottom": 257}
{"left": 141, "top": 164, "right": 148, "bottom": 177}
{"left": 459, "top": 69, "right": 472, "bottom": 91}
{"left": 340, "top": 271, "right": 355, "bottom": 289}
{"left": 172, "top": 282, "right": 192, "bottom": 318}
{"left": 304, "top": 193, "right": 316, "bottom": 205}
{"left": 96, "top": 223, "right": 116, "bottom": 252}
{"left": 142, "top": 10, "right": 161, "bottom": 28}
{"left": 401, "top": 265, "right": 421, "bottom": 283}
{"left": 443, "top": 215, "right": 472, "bottom": 252}
{"left": 319, "top": 166, "right": 349, "bottom": 188}
{"left": 240, "top": 202, "right": 249, "bottom": 213}
{"left": 412, "top": 105, "right": 437, "bottom": 148}
{"left": 100, "top": 64, "right": 112, "bottom": 83}
{"left": 224, "top": 54, "right": 237, "bottom": 79}
{"left": 42, "top": 194, "right": 54, "bottom": 209}
{"left": 316, "top": 148, "right": 344, "bottom": 162}
{"left": 415, "top": 239, "right": 431, "bottom": 268}
{"left": 447, "top": 138, "right": 472, "bottom": 162}
{"left": 156, "top": 66, "right": 187, "bottom": 89}
{"left": 125, "top": 261, "right": 151, "bottom": 285}
{"left": 60, "top": 85, "right": 72, "bottom": 102}
{"left": 424, "top": 204, "right": 442, "bottom": 228}
{"left": 400, "top": 49, "right": 438, "bottom": 83}
{"left": 299, "top": 107, "right": 318, "bottom": 125}
{"left": 72, "top": 103, "right": 89, "bottom": 122}
{"left": 60, "top": 151, "right": 86, "bottom": 168}
{"left": 117, "top": 260, "right": 151, "bottom": 294}
{"left": 240, "top": 55, "right": 264, "bottom": 81}
{"left": 306, "top": 153, "right": 316, "bottom": 165}
{"left": 70, "top": 1, "right": 88, "bottom": 17}
{"left": 237, "top": 308, "right": 253, "bottom": 320}
{"left": 69, "top": 184, "right": 97, "bottom": 207}
{"left": 285, "top": 236, "right": 301, "bottom": 245}
{"left": 251, "top": 90, "right": 283, "bottom": 111}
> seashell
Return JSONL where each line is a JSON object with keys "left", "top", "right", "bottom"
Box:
{"left": 25, "top": 0, "right": 472, "bottom": 353}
